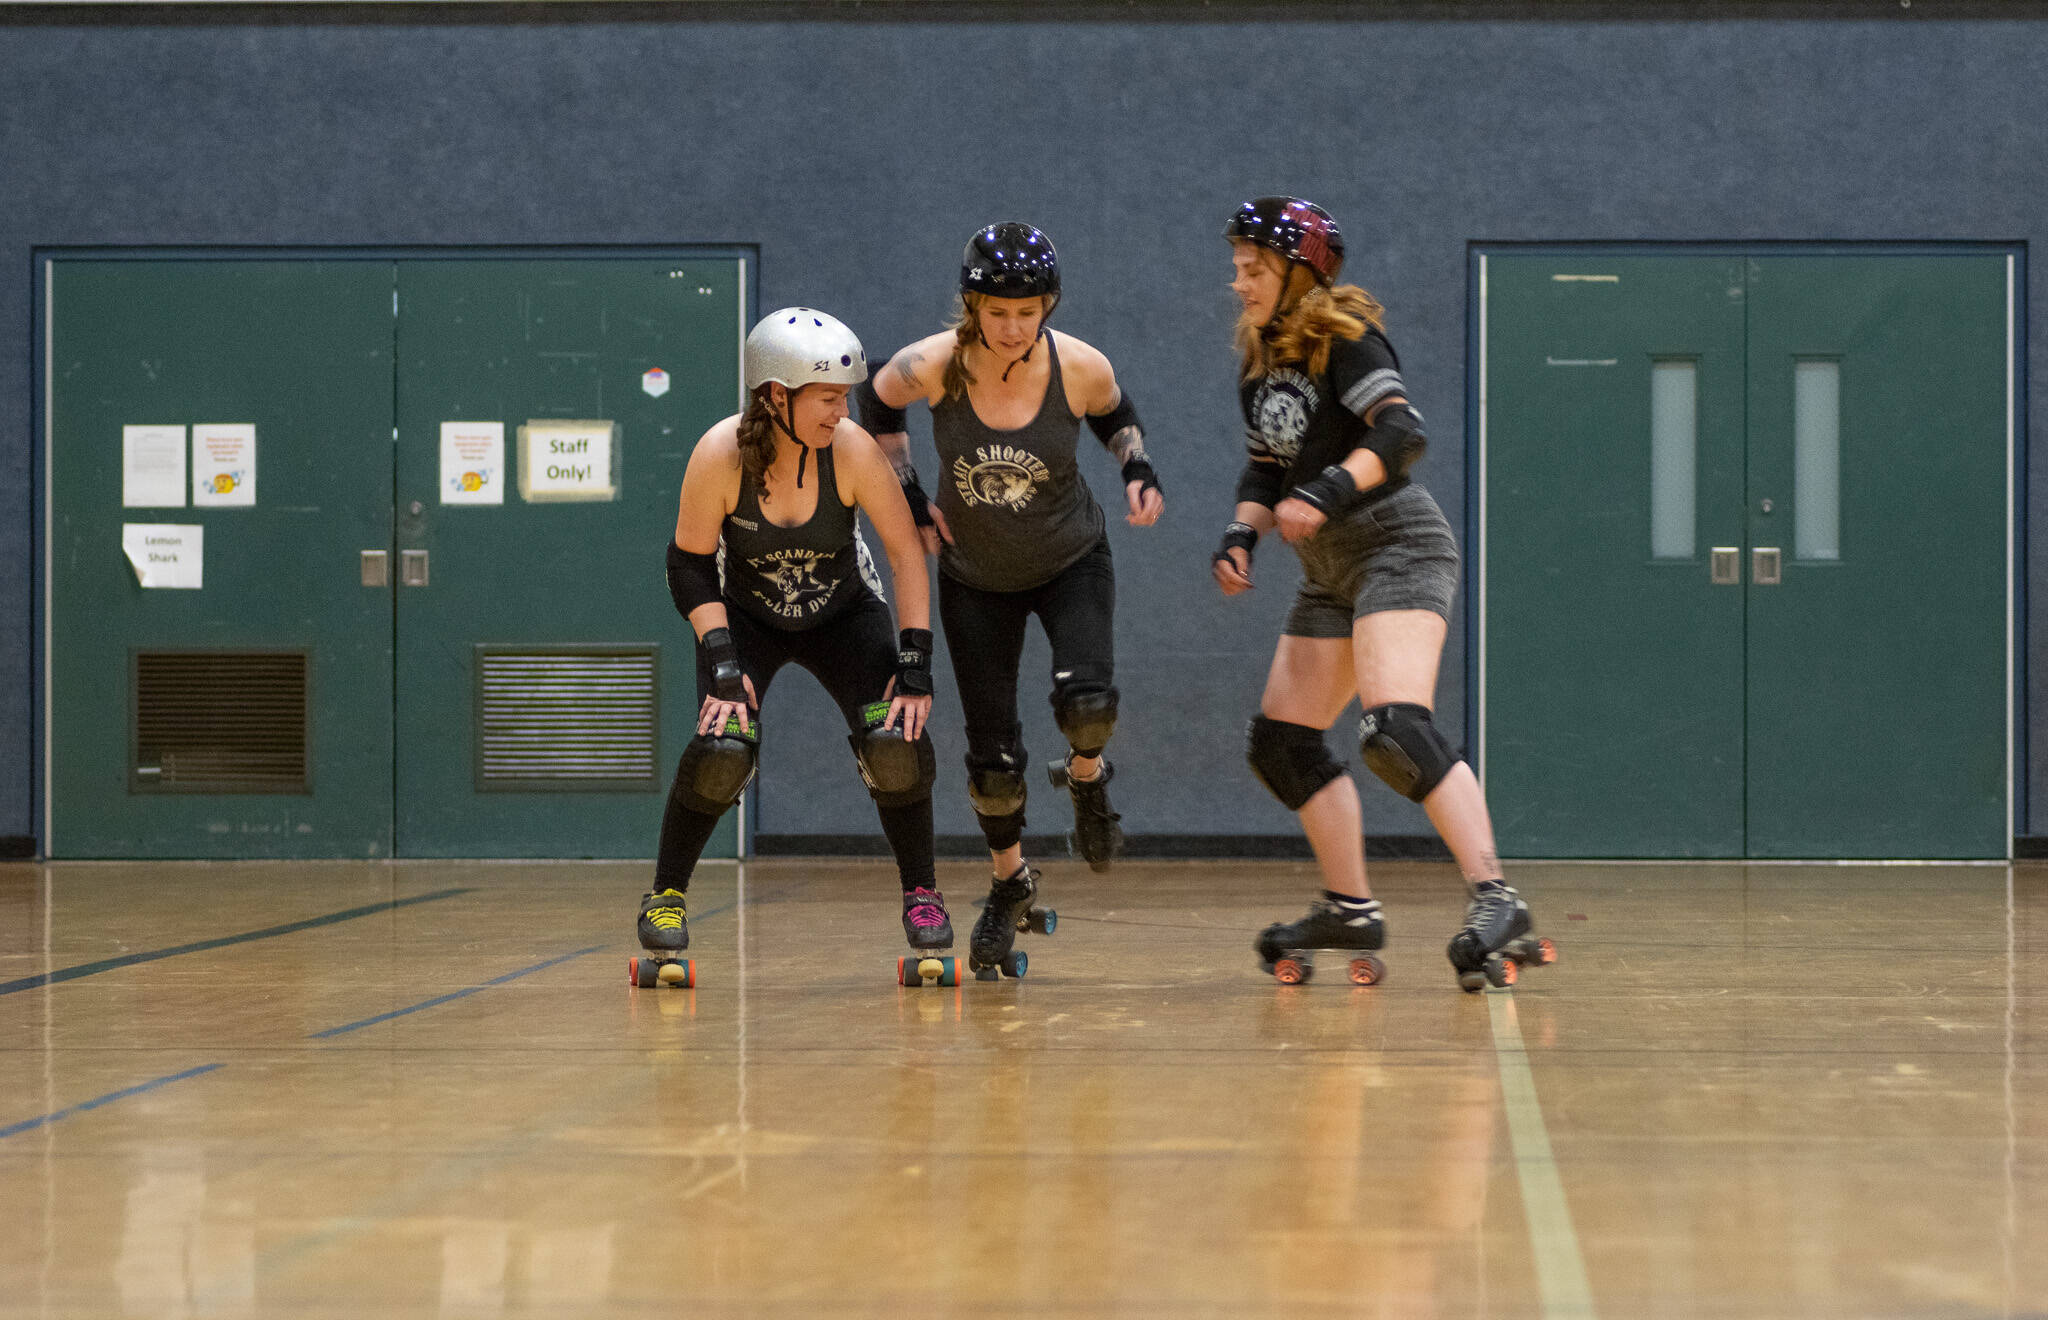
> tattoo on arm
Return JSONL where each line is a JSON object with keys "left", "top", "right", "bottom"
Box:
{"left": 1107, "top": 427, "right": 1146, "bottom": 464}
{"left": 890, "top": 351, "right": 925, "bottom": 391}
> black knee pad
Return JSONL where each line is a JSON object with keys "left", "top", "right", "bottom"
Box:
{"left": 1246, "top": 715, "right": 1344, "bottom": 812}
{"left": 848, "top": 709, "right": 937, "bottom": 808}
{"left": 1051, "top": 679, "right": 1118, "bottom": 756}
{"left": 965, "top": 739, "right": 1029, "bottom": 820}
{"left": 1359, "top": 703, "right": 1460, "bottom": 803}
{"left": 673, "top": 720, "right": 759, "bottom": 815}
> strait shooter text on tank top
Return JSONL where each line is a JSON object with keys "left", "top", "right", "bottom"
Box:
{"left": 930, "top": 333, "right": 1106, "bottom": 592}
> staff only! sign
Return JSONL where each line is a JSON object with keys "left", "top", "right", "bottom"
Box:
{"left": 517, "top": 420, "right": 618, "bottom": 503}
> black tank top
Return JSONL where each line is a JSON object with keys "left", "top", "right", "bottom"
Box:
{"left": 930, "top": 333, "right": 1106, "bottom": 592}
{"left": 719, "top": 444, "right": 878, "bottom": 630}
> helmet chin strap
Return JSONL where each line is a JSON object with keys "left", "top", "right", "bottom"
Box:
{"left": 986, "top": 327, "right": 1045, "bottom": 383}
{"left": 769, "top": 391, "right": 810, "bottom": 488}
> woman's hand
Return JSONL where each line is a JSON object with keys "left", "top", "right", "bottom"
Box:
{"left": 1125, "top": 479, "right": 1164, "bottom": 527}
{"left": 924, "top": 503, "right": 955, "bottom": 553}
{"left": 1212, "top": 545, "right": 1254, "bottom": 595}
{"left": 1275, "top": 496, "right": 1327, "bottom": 544}
{"left": 880, "top": 675, "right": 933, "bottom": 741}
{"left": 698, "top": 675, "right": 759, "bottom": 737}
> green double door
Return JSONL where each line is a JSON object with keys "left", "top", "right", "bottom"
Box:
{"left": 45, "top": 255, "right": 747, "bottom": 858}
{"left": 1483, "top": 251, "right": 2013, "bottom": 859}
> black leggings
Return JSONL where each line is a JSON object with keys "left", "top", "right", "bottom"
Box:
{"left": 938, "top": 538, "right": 1116, "bottom": 851}
{"left": 653, "top": 591, "right": 935, "bottom": 892}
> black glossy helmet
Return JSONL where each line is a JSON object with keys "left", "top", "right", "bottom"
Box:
{"left": 1224, "top": 197, "right": 1345, "bottom": 284}
{"left": 961, "top": 222, "right": 1061, "bottom": 306}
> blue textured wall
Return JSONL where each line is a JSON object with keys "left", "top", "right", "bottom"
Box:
{"left": 3, "top": 9, "right": 2042, "bottom": 848}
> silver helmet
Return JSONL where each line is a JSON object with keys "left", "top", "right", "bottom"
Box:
{"left": 744, "top": 308, "right": 868, "bottom": 394}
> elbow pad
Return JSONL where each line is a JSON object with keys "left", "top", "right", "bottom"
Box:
{"left": 1085, "top": 392, "right": 1142, "bottom": 447}
{"left": 665, "top": 541, "right": 722, "bottom": 618}
{"left": 854, "top": 374, "right": 907, "bottom": 435}
{"left": 1235, "top": 462, "right": 1286, "bottom": 509}
{"left": 1362, "top": 404, "right": 1427, "bottom": 481}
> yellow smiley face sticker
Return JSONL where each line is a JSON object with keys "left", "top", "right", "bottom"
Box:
{"left": 212, "top": 473, "right": 237, "bottom": 494}
{"left": 460, "top": 471, "right": 483, "bottom": 492}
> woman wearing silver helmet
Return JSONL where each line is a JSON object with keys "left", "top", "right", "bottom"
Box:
{"left": 1215, "top": 197, "right": 1556, "bottom": 993}
{"left": 639, "top": 308, "right": 949, "bottom": 988}
{"left": 855, "top": 222, "right": 1165, "bottom": 982}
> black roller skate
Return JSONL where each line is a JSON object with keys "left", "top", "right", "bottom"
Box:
{"left": 967, "top": 864, "right": 1058, "bottom": 983}
{"left": 898, "top": 887, "right": 965, "bottom": 987}
{"left": 1047, "top": 756, "right": 1124, "bottom": 871}
{"left": 1256, "top": 896, "right": 1387, "bottom": 986}
{"left": 629, "top": 887, "right": 694, "bottom": 989}
{"left": 1446, "top": 881, "right": 1557, "bottom": 993}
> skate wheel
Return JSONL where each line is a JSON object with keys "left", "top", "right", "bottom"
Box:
{"left": 1484, "top": 955, "right": 1514, "bottom": 989}
{"left": 974, "top": 966, "right": 999, "bottom": 982}
{"left": 1347, "top": 955, "right": 1385, "bottom": 986}
{"left": 1026, "top": 907, "right": 1057, "bottom": 935}
{"left": 1273, "top": 956, "right": 1311, "bottom": 985}
{"left": 658, "top": 959, "right": 694, "bottom": 989}
{"left": 1002, "top": 950, "right": 1028, "bottom": 979}
{"left": 628, "top": 957, "right": 651, "bottom": 988}
{"left": 1457, "top": 970, "right": 1487, "bottom": 993}
{"left": 938, "top": 957, "right": 965, "bottom": 988}
{"left": 1531, "top": 937, "right": 1557, "bottom": 966}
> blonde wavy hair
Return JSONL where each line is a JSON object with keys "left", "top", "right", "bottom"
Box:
{"left": 942, "top": 291, "right": 1057, "bottom": 401}
{"left": 1234, "top": 250, "right": 1385, "bottom": 382}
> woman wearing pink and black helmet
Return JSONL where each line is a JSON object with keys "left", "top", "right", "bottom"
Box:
{"left": 1215, "top": 197, "right": 1555, "bottom": 992}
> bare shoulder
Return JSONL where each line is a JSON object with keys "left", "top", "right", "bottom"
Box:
{"left": 831, "top": 419, "right": 883, "bottom": 466}
{"left": 885, "top": 331, "right": 954, "bottom": 393}
{"left": 1051, "top": 330, "right": 1118, "bottom": 410}
{"left": 683, "top": 416, "right": 742, "bottom": 482}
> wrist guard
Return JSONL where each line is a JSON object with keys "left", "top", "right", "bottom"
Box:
{"left": 701, "top": 627, "right": 746, "bottom": 703}
{"left": 1120, "top": 457, "right": 1161, "bottom": 498}
{"left": 1288, "top": 465, "right": 1360, "bottom": 516}
{"left": 895, "top": 628, "right": 934, "bottom": 698}
{"left": 1213, "top": 521, "right": 1259, "bottom": 568}
{"left": 899, "top": 470, "right": 935, "bottom": 528}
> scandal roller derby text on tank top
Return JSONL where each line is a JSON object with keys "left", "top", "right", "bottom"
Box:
{"left": 719, "top": 444, "right": 879, "bottom": 630}
{"left": 931, "top": 333, "right": 1106, "bottom": 592}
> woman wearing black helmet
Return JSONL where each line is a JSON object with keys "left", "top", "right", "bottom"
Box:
{"left": 1215, "top": 197, "right": 1555, "bottom": 993}
{"left": 856, "top": 222, "right": 1165, "bottom": 981}
{"left": 642, "top": 308, "right": 954, "bottom": 990}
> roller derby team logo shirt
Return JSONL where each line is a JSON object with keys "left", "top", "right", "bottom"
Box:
{"left": 744, "top": 548, "right": 838, "bottom": 620}
{"left": 952, "top": 444, "right": 1051, "bottom": 512}
{"left": 1248, "top": 368, "right": 1318, "bottom": 464}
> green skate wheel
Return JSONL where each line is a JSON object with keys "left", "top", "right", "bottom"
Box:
{"left": 938, "top": 957, "right": 962, "bottom": 988}
{"left": 1002, "top": 950, "right": 1028, "bottom": 979}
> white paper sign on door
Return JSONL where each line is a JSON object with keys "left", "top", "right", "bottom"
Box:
{"left": 440, "top": 421, "right": 505, "bottom": 505}
{"left": 122, "top": 425, "right": 187, "bottom": 507}
{"left": 192, "top": 424, "right": 257, "bottom": 507}
{"left": 121, "top": 523, "right": 204, "bottom": 589}
{"left": 518, "top": 420, "right": 617, "bottom": 502}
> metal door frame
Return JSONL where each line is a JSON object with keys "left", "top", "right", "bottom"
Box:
{"left": 32, "top": 244, "right": 758, "bottom": 858}
{"left": 1466, "top": 240, "right": 2026, "bottom": 859}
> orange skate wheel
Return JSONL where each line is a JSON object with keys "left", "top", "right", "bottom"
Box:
{"left": 1274, "top": 956, "right": 1310, "bottom": 985}
{"left": 1347, "top": 956, "right": 1384, "bottom": 986}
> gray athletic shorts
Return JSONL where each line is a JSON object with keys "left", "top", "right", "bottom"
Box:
{"left": 1283, "top": 483, "right": 1460, "bottom": 639}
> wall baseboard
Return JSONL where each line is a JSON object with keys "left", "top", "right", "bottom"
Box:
{"left": 0, "top": 836, "right": 35, "bottom": 860}
{"left": 754, "top": 834, "right": 1451, "bottom": 861}
{"left": 2015, "top": 837, "right": 2048, "bottom": 859}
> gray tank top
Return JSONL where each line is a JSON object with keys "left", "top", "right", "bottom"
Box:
{"left": 930, "top": 333, "right": 1106, "bottom": 592}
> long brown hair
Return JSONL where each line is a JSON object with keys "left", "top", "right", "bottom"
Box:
{"left": 1235, "top": 253, "right": 1385, "bottom": 381}
{"left": 735, "top": 387, "right": 780, "bottom": 486}
{"left": 942, "top": 291, "right": 1056, "bottom": 401}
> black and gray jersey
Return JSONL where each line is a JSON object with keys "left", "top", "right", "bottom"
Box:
{"left": 1237, "top": 327, "right": 1413, "bottom": 506}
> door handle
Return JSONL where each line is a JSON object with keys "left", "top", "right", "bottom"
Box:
{"left": 360, "top": 550, "right": 388, "bottom": 587}
{"left": 1709, "top": 548, "right": 1739, "bottom": 585}
{"left": 1752, "top": 547, "right": 1782, "bottom": 586}
{"left": 401, "top": 550, "right": 430, "bottom": 587}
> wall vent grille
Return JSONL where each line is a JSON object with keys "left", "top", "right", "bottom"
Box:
{"left": 476, "top": 647, "right": 659, "bottom": 791}
{"left": 133, "top": 651, "right": 310, "bottom": 794}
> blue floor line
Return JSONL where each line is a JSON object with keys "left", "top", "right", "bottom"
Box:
{"left": 0, "top": 1064, "right": 226, "bottom": 1141}
{"left": 307, "top": 945, "right": 608, "bottom": 1038}
{"left": 0, "top": 887, "right": 474, "bottom": 998}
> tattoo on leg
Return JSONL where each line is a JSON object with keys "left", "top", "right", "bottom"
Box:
{"left": 1467, "top": 850, "right": 1505, "bottom": 884}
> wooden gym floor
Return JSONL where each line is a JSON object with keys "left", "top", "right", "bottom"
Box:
{"left": 1, "top": 857, "right": 2043, "bottom": 1318}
